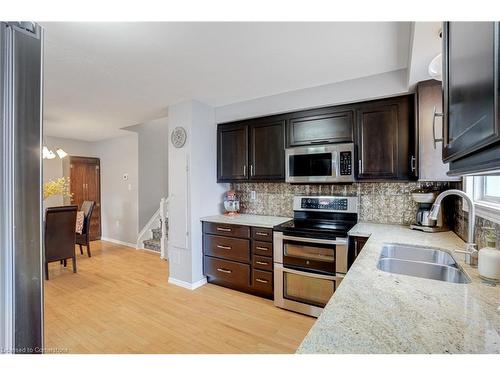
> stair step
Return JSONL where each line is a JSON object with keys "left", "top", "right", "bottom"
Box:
{"left": 143, "top": 239, "right": 161, "bottom": 252}
{"left": 152, "top": 227, "right": 162, "bottom": 240}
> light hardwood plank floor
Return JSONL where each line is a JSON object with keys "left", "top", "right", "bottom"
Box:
{"left": 44, "top": 240, "right": 315, "bottom": 353}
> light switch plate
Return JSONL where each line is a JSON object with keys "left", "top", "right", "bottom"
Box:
{"left": 250, "top": 191, "right": 256, "bottom": 201}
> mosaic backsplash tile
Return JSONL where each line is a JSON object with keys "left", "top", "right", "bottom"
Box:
{"left": 231, "top": 181, "right": 460, "bottom": 226}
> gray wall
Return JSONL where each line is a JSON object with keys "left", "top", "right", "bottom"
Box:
{"left": 42, "top": 134, "right": 139, "bottom": 245}
{"left": 126, "top": 117, "right": 168, "bottom": 230}
{"left": 94, "top": 134, "right": 139, "bottom": 245}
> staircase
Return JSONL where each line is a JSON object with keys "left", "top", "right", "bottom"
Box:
{"left": 137, "top": 197, "right": 169, "bottom": 259}
{"left": 143, "top": 226, "right": 162, "bottom": 252}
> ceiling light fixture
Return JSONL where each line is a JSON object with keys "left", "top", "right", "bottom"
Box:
{"left": 56, "top": 148, "right": 68, "bottom": 159}
{"left": 42, "top": 144, "right": 68, "bottom": 159}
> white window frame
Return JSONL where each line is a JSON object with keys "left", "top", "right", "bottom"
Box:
{"left": 463, "top": 176, "right": 500, "bottom": 224}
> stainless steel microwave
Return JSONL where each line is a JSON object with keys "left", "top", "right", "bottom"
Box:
{"left": 285, "top": 143, "right": 354, "bottom": 183}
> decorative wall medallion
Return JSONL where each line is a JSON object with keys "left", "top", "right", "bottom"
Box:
{"left": 171, "top": 127, "right": 187, "bottom": 148}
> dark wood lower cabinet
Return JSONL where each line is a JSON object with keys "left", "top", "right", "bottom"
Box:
{"left": 202, "top": 222, "right": 274, "bottom": 299}
{"left": 348, "top": 235, "right": 369, "bottom": 266}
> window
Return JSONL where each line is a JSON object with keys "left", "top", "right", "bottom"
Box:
{"left": 464, "top": 176, "right": 500, "bottom": 224}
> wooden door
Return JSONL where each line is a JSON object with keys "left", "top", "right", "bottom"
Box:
{"left": 249, "top": 120, "right": 285, "bottom": 181}
{"left": 84, "top": 162, "right": 101, "bottom": 240}
{"left": 69, "top": 157, "right": 101, "bottom": 240}
{"left": 217, "top": 123, "right": 248, "bottom": 182}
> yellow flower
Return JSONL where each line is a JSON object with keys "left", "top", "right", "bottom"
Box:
{"left": 43, "top": 177, "right": 73, "bottom": 200}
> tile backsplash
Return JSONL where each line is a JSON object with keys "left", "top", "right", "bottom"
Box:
{"left": 453, "top": 192, "right": 500, "bottom": 249}
{"left": 231, "top": 181, "right": 460, "bottom": 226}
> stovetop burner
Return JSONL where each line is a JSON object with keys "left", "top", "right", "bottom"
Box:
{"left": 273, "top": 195, "right": 358, "bottom": 238}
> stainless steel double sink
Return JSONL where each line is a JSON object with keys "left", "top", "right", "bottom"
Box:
{"left": 377, "top": 243, "right": 471, "bottom": 284}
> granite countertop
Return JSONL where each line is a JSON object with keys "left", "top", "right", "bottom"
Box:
{"left": 297, "top": 222, "right": 500, "bottom": 354}
{"left": 200, "top": 213, "right": 291, "bottom": 228}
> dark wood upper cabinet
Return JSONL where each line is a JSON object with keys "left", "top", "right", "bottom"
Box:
{"left": 217, "top": 123, "right": 248, "bottom": 181}
{"left": 217, "top": 118, "right": 285, "bottom": 182}
{"left": 287, "top": 108, "right": 353, "bottom": 147}
{"left": 249, "top": 120, "right": 285, "bottom": 180}
{"left": 355, "top": 95, "right": 414, "bottom": 180}
{"left": 443, "top": 22, "right": 500, "bottom": 175}
{"left": 217, "top": 94, "right": 415, "bottom": 182}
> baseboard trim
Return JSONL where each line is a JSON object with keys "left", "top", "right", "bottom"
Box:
{"left": 100, "top": 237, "right": 137, "bottom": 249}
{"left": 168, "top": 277, "right": 207, "bottom": 290}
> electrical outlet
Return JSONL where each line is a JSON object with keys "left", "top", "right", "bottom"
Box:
{"left": 250, "top": 190, "right": 256, "bottom": 201}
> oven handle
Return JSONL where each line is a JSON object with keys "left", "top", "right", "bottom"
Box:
{"left": 281, "top": 266, "right": 337, "bottom": 281}
{"left": 282, "top": 235, "right": 347, "bottom": 246}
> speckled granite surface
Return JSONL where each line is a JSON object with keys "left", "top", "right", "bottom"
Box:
{"left": 297, "top": 223, "right": 500, "bottom": 354}
{"left": 200, "top": 214, "right": 291, "bottom": 228}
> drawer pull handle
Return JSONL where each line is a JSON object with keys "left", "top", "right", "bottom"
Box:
{"left": 256, "top": 232, "right": 268, "bottom": 236}
{"left": 256, "top": 246, "right": 269, "bottom": 251}
{"left": 256, "top": 261, "right": 268, "bottom": 265}
{"left": 216, "top": 268, "right": 232, "bottom": 274}
{"left": 255, "top": 278, "right": 268, "bottom": 284}
{"left": 217, "top": 227, "right": 232, "bottom": 232}
{"left": 216, "top": 245, "right": 232, "bottom": 250}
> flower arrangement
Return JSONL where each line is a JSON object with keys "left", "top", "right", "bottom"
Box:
{"left": 43, "top": 177, "right": 72, "bottom": 200}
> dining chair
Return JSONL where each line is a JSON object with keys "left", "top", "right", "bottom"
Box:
{"left": 44, "top": 205, "right": 78, "bottom": 280}
{"left": 76, "top": 200, "right": 95, "bottom": 257}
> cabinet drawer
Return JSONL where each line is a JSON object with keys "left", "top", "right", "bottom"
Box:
{"left": 203, "top": 222, "right": 250, "bottom": 238}
{"left": 252, "top": 240, "right": 273, "bottom": 256}
{"left": 204, "top": 256, "right": 250, "bottom": 289}
{"left": 252, "top": 269, "right": 273, "bottom": 295}
{"left": 204, "top": 234, "right": 250, "bottom": 263}
{"left": 251, "top": 227, "right": 273, "bottom": 242}
{"left": 252, "top": 255, "right": 273, "bottom": 271}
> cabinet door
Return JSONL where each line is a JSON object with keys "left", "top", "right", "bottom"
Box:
{"left": 417, "top": 80, "right": 459, "bottom": 181}
{"left": 443, "top": 22, "right": 500, "bottom": 162}
{"left": 356, "top": 104, "right": 399, "bottom": 179}
{"left": 356, "top": 97, "right": 412, "bottom": 180}
{"left": 287, "top": 109, "right": 353, "bottom": 146}
{"left": 217, "top": 124, "right": 248, "bottom": 182}
{"left": 249, "top": 120, "right": 285, "bottom": 181}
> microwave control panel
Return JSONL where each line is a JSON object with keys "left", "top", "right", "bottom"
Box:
{"left": 339, "top": 151, "right": 352, "bottom": 175}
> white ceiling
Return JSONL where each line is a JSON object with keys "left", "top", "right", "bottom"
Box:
{"left": 42, "top": 22, "right": 411, "bottom": 141}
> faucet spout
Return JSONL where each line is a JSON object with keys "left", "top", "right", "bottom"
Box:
{"left": 428, "top": 189, "right": 477, "bottom": 266}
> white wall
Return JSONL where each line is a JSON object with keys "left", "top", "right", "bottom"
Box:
{"left": 215, "top": 69, "right": 409, "bottom": 123}
{"left": 125, "top": 117, "right": 169, "bottom": 230}
{"left": 167, "top": 100, "right": 227, "bottom": 287}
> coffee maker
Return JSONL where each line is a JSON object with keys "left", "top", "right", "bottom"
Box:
{"left": 409, "top": 189, "right": 447, "bottom": 232}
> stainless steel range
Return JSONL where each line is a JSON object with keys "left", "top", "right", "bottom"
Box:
{"left": 273, "top": 195, "right": 358, "bottom": 317}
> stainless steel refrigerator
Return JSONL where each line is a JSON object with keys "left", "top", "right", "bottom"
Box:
{"left": 0, "top": 22, "right": 43, "bottom": 353}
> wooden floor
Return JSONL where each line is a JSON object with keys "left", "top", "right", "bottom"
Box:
{"left": 44, "top": 241, "right": 315, "bottom": 353}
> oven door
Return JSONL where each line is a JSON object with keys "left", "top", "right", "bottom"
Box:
{"left": 274, "top": 263, "right": 343, "bottom": 317}
{"left": 274, "top": 232, "right": 348, "bottom": 274}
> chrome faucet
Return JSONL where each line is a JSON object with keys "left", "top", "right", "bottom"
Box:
{"left": 429, "top": 189, "right": 478, "bottom": 267}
